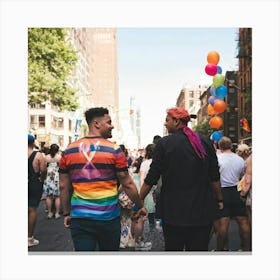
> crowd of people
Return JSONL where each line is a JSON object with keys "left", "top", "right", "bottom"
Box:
{"left": 28, "top": 106, "right": 252, "bottom": 252}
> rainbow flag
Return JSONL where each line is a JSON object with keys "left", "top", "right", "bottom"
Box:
{"left": 240, "top": 118, "right": 251, "bottom": 132}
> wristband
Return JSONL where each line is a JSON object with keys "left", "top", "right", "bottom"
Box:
{"left": 217, "top": 199, "right": 223, "bottom": 203}
{"left": 133, "top": 205, "right": 139, "bottom": 211}
{"left": 63, "top": 213, "right": 70, "bottom": 216}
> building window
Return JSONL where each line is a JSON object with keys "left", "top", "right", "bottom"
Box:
{"left": 38, "top": 115, "right": 45, "bottom": 128}
{"left": 30, "top": 104, "right": 45, "bottom": 109}
{"left": 51, "top": 116, "right": 64, "bottom": 129}
{"left": 68, "top": 119, "right": 72, "bottom": 131}
{"left": 189, "top": 91, "right": 194, "bottom": 98}
{"left": 30, "top": 115, "right": 37, "bottom": 126}
{"left": 189, "top": 100, "right": 194, "bottom": 108}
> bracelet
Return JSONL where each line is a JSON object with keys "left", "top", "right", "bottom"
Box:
{"left": 63, "top": 213, "right": 70, "bottom": 216}
{"left": 217, "top": 199, "right": 223, "bottom": 203}
{"left": 240, "top": 194, "right": 246, "bottom": 199}
{"left": 133, "top": 205, "right": 139, "bottom": 211}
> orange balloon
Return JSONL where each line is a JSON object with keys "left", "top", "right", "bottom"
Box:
{"left": 207, "top": 104, "right": 216, "bottom": 115}
{"left": 207, "top": 51, "right": 220, "bottom": 65}
{"left": 213, "top": 99, "right": 226, "bottom": 113}
{"left": 209, "top": 116, "right": 223, "bottom": 129}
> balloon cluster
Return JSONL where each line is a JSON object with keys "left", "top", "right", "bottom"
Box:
{"left": 204, "top": 51, "right": 228, "bottom": 142}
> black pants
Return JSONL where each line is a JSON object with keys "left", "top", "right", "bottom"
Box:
{"left": 162, "top": 222, "right": 212, "bottom": 251}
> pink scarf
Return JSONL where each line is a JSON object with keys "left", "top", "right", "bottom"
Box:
{"left": 183, "top": 125, "right": 206, "bottom": 160}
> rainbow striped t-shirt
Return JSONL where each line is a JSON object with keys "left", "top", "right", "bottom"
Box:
{"left": 59, "top": 136, "right": 127, "bottom": 220}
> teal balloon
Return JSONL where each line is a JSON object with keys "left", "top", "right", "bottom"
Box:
{"left": 211, "top": 131, "right": 223, "bottom": 141}
{"left": 215, "top": 85, "right": 228, "bottom": 99}
{"left": 213, "top": 74, "right": 225, "bottom": 88}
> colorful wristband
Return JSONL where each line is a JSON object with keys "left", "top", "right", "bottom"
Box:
{"left": 133, "top": 205, "right": 139, "bottom": 211}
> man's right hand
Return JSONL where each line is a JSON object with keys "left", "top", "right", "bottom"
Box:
{"left": 135, "top": 206, "right": 148, "bottom": 220}
{"left": 63, "top": 216, "right": 71, "bottom": 228}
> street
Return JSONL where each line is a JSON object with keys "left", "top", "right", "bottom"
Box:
{"left": 29, "top": 199, "right": 243, "bottom": 253}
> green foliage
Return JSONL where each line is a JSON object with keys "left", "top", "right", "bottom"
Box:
{"left": 192, "top": 118, "right": 214, "bottom": 137}
{"left": 28, "top": 28, "right": 79, "bottom": 111}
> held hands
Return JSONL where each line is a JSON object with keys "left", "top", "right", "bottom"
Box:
{"left": 132, "top": 206, "right": 148, "bottom": 221}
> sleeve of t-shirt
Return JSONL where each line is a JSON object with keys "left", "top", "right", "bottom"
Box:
{"left": 58, "top": 151, "right": 69, "bottom": 174}
{"left": 115, "top": 146, "right": 128, "bottom": 172}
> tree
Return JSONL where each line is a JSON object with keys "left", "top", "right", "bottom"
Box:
{"left": 192, "top": 118, "right": 214, "bottom": 138}
{"left": 28, "top": 28, "right": 79, "bottom": 111}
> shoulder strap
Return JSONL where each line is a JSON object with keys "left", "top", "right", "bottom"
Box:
{"left": 28, "top": 151, "right": 38, "bottom": 163}
{"left": 28, "top": 151, "right": 38, "bottom": 179}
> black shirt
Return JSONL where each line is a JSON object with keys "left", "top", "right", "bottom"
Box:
{"left": 144, "top": 128, "right": 220, "bottom": 226}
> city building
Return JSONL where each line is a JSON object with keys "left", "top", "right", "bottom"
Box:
{"left": 176, "top": 85, "right": 208, "bottom": 128}
{"left": 223, "top": 71, "right": 239, "bottom": 144}
{"left": 236, "top": 28, "right": 252, "bottom": 145}
{"left": 29, "top": 102, "right": 73, "bottom": 150}
{"left": 176, "top": 85, "right": 208, "bottom": 111}
{"left": 69, "top": 28, "right": 120, "bottom": 142}
{"left": 117, "top": 97, "right": 141, "bottom": 150}
{"left": 196, "top": 87, "right": 210, "bottom": 125}
{"left": 28, "top": 28, "right": 121, "bottom": 149}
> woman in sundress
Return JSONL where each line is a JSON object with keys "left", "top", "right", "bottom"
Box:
{"left": 43, "top": 144, "right": 61, "bottom": 219}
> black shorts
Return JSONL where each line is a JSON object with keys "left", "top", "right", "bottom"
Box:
{"left": 217, "top": 186, "right": 247, "bottom": 218}
{"left": 28, "top": 180, "right": 43, "bottom": 208}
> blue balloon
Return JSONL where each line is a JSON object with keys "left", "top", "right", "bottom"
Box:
{"left": 215, "top": 85, "right": 228, "bottom": 99}
{"left": 208, "top": 95, "right": 217, "bottom": 106}
{"left": 210, "top": 85, "right": 216, "bottom": 96}
{"left": 217, "top": 65, "right": 222, "bottom": 74}
{"left": 211, "top": 131, "right": 223, "bottom": 141}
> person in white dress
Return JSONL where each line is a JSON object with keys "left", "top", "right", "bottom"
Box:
{"left": 43, "top": 144, "right": 62, "bottom": 219}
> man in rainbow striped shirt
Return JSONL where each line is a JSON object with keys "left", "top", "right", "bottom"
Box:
{"left": 59, "top": 107, "right": 147, "bottom": 251}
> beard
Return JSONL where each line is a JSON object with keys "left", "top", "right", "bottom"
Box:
{"left": 105, "top": 130, "right": 112, "bottom": 139}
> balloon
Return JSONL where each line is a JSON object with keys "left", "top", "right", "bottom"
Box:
{"left": 205, "top": 63, "right": 217, "bottom": 76}
{"left": 209, "top": 116, "right": 223, "bottom": 129}
{"left": 210, "top": 85, "right": 216, "bottom": 96}
{"left": 207, "top": 104, "right": 216, "bottom": 115}
{"left": 215, "top": 85, "right": 228, "bottom": 99}
{"left": 207, "top": 51, "right": 220, "bottom": 65}
{"left": 213, "top": 99, "right": 227, "bottom": 113}
{"left": 211, "top": 131, "right": 223, "bottom": 142}
{"left": 213, "top": 74, "right": 225, "bottom": 88}
{"left": 208, "top": 95, "right": 217, "bottom": 105}
{"left": 217, "top": 65, "right": 222, "bottom": 74}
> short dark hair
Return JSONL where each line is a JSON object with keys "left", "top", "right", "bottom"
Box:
{"left": 85, "top": 107, "right": 109, "bottom": 125}
{"left": 145, "top": 144, "right": 155, "bottom": 159}
{"left": 153, "top": 135, "right": 161, "bottom": 144}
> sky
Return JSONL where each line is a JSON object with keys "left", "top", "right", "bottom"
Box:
{"left": 117, "top": 28, "right": 238, "bottom": 147}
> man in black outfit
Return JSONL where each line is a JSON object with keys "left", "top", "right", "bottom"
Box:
{"left": 140, "top": 107, "right": 223, "bottom": 251}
